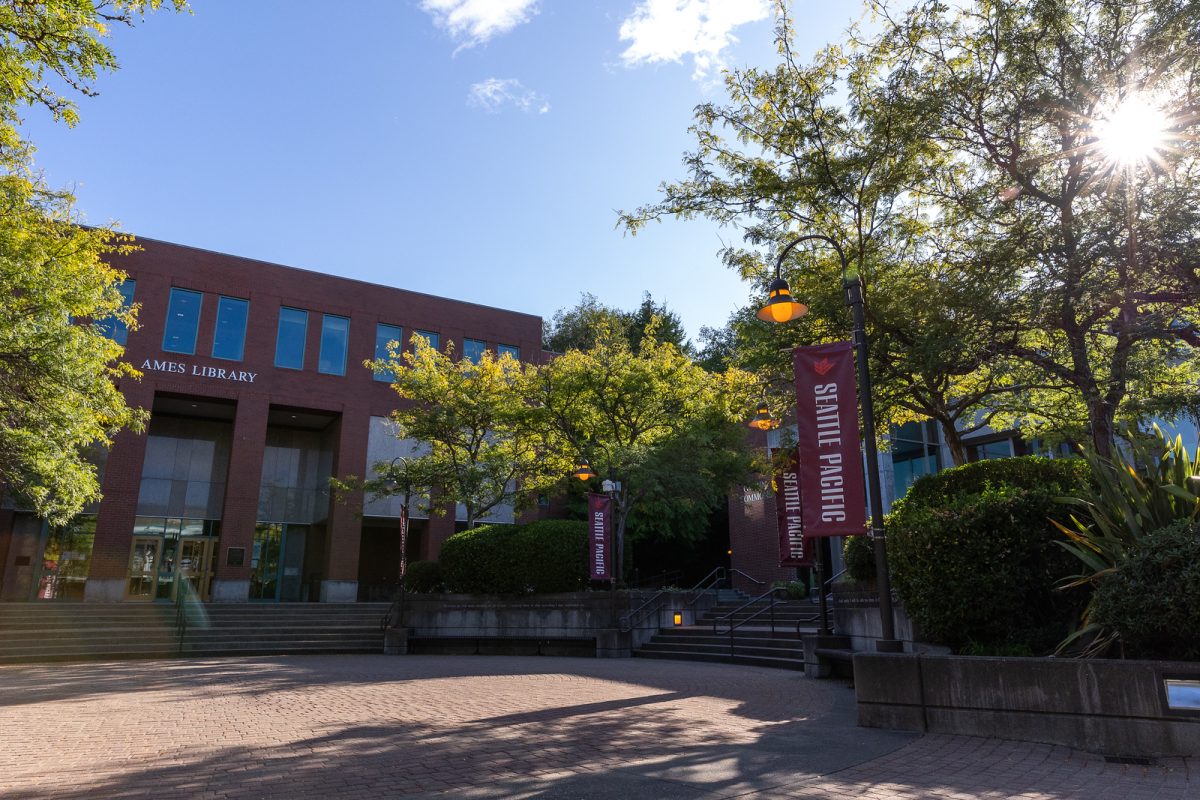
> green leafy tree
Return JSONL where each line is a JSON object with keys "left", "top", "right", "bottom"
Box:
{"left": 0, "top": 181, "right": 146, "bottom": 522}
{"left": 543, "top": 292, "right": 691, "bottom": 355}
{"left": 619, "top": 5, "right": 1026, "bottom": 465}
{"left": 364, "top": 337, "right": 567, "bottom": 529}
{"left": 537, "top": 321, "right": 759, "bottom": 581}
{"left": 0, "top": 0, "right": 185, "bottom": 521}
{"left": 872, "top": 0, "right": 1200, "bottom": 455}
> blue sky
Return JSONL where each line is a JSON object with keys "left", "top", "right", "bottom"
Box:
{"left": 24, "top": 1, "right": 865, "bottom": 342}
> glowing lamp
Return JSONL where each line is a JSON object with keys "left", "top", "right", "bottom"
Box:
{"left": 572, "top": 458, "right": 597, "bottom": 481}
{"left": 756, "top": 277, "right": 808, "bottom": 323}
{"left": 748, "top": 401, "right": 779, "bottom": 431}
{"left": 673, "top": 612, "right": 683, "bottom": 626}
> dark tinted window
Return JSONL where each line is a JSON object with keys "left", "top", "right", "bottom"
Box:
{"left": 274, "top": 307, "right": 308, "bottom": 369}
{"left": 318, "top": 314, "right": 350, "bottom": 375}
{"left": 162, "top": 288, "right": 202, "bottom": 354}
{"left": 211, "top": 296, "right": 249, "bottom": 361}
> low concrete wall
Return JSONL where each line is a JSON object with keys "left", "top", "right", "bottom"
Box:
{"left": 390, "top": 592, "right": 655, "bottom": 658}
{"left": 855, "top": 652, "right": 1200, "bottom": 757}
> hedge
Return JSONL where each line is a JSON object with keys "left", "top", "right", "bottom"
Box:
{"left": 439, "top": 519, "right": 589, "bottom": 594}
{"left": 1093, "top": 519, "right": 1200, "bottom": 661}
{"left": 886, "top": 456, "right": 1092, "bottom": 654}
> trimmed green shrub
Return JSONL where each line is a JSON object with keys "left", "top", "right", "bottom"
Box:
{"left": 1092, "top": 520, "right": 1200, "bottom": 661}
{"left": 403, "top": 560, "right": 443, "bottom": 593}
{"left": 843, "top": 535, "right": 876, "bottom": 582}
{"left": 511, "top": 520, "right": 590, "bottom": 593}
{"left": 439, "top": 519, "right": 588, "bottom": 594}
{"left": 887, "top": 456, "right": 1092, "bottom": 654}
{"left": 900, "top": 455, "right": 1092, "bottom": 508}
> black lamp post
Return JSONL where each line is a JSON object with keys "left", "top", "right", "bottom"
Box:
{"left": 760, "top": 233, "right": 902, "bottom": 653}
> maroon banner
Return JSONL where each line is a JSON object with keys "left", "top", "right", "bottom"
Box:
{"left": 793, "top": 341, "right": 868, "bottom": 537}
{"left": 775, "top": 447, "right": 812, "bottom": 566}
{"left": 587, "top": 492, "right": 612, "bottom": 581}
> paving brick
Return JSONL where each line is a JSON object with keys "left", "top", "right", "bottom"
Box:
{"left": 0, "top": 655, "right": 1193, "bottom": 799}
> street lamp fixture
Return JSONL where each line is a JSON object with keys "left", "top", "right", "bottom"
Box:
{"left": 756, "top": 277, "right": 809, "bottom": 323}
{"left": 572, "top": 458, "right": 597, "bottom": 481}
{"left": 748, "top": 400, "right": 779, "bottom": 431}
{"left": 758, "top": 233, "right": 902, "bottom": 653}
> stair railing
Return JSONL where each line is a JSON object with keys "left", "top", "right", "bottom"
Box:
{"left": 713, "top": 586, "right": 791, "bottom": 658}
{"left": 685, "top": 567, "right": 727, "bottom": 621}
{"left": 620, "top": 567, "right": 728, "bottom": 633}
{"left": 380, "top": 585, "right": 408, "bottom": 632}
{"left": 175, "top": 582, "right": 187, "bottom": 653}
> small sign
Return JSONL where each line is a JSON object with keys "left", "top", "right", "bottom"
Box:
{"left": 226, "top": 547, "right": 245, "bottom": 566}
{"left": 1165, "top": 679, "right": 1200, "bottom": 711}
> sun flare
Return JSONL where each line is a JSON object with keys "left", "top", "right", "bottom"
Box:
{"left": 1092, "top": 94, "right": 1171, "bottom": 168}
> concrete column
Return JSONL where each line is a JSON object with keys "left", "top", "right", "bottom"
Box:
{"left": 210, "top": 393, "right": 269, "bottom": 602}
{"left": 320, "top": 407, "right": 367, "bottom": 602}
{"left": 85, "top": 382, "right": 154, "bottom": 601}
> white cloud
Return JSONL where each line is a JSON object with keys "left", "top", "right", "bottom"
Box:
{"left": 619, "top": 0, "right": 770, "bottom": 81}
{"left": 468, "top": 78, "right": 551, "bottom": 114}
{"left": 420, "top": 0, "right": 540, "bottom": 49}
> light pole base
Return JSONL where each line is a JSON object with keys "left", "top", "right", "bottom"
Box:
{"left": 875, "top": 638, "right": 904, "bottom": 653}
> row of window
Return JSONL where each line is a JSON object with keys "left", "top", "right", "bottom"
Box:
{"left": 103, "top": 283, "right": 521, "bottom": 378}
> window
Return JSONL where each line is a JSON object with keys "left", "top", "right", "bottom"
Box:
{"left": 415, "top": 330, "right": 439, "bottom": 351}
{"left": 318, "top": 314, "right": 350, "bottom": 375}
{"left": 274, "top": 307, "right": 308, "bottom": 369}
{"left": 162, "top": 288, "right": 202, "bottom": 354}
{"left": 497, "top": 344, "right": 520, "bottom": 361}
{"left": 463, "top": 338, "right": 486, "bottom": 364}
{"left": 970, "top": 438, "right": 1015, "bottom": 462}
{"left": 211, "top": 296, "right": 249, "bottom": 361}
{"left": 374, "top": 323, "right": 403, "bottom": 382}
{"left": 97, "top": 279, "right": 136, "bottom": 345}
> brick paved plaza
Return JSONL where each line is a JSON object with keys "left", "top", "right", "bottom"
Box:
{"left": 0, "top": 655, "right": 1193, "bottom": 799}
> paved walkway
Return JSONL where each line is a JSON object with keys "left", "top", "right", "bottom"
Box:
{"left": 0, "top": 655, "right": 1192, "bottom": 799}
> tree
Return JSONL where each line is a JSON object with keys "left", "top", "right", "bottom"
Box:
{"left": 543, "top": 292, "right": 691, "bottom": 355}
{"left": 622, "top": 1, "right": 1200, "bottom": 458}
{"left": 0, "top": 1, "right": 185, "bottom": 521}
{"left": 537, "top": 322, "right": 759, "bottom": 581}
{"left": 871, "top": 0, "right": 1200, "bottom": 455}
{"left": 0, "top": 180, "right": 146, "bottom": 523}
{"left": 365, "top": 337, "right": 566, "bottom": 529}
{"left": 619, "top": 4, "right": 1028, "bottom": 466}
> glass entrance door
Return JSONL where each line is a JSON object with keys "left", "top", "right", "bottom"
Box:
{"left": 126, "top": 537, "right": 161, "bottom": 600}
{"left": 251, "top": 523, "right": 307, "bottom": 601}
{"left": 178, "top": 537, "right": 216, "bottom": 601}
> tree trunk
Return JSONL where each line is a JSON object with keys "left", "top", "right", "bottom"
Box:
{"left": 938, "top": 418, "right": 968, "bottom": 467}
{"left": 1088, "top": 401, "right": 1116, "bottom": 459}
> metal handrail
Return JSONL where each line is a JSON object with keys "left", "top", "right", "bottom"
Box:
{"left": 729, "top": 568, "right": 767, "bottom": 587}
{"left": 380, "top": 586, "right": 408, "bottom": 632}
{"left": 620, "top": 567, "right": 728, "bottom": 632}
{"left": 712, "top": 585, "right": 788, "bottom": 634}
{"left": 717, "top": 587, "right": 793, "bottom": 658}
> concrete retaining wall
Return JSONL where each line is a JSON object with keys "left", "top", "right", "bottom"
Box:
{"left": 386, "top": 592, "right": 668, "bottom": 658}
{"left": 855, "top": 652, "right": 1200, "bottom": 757}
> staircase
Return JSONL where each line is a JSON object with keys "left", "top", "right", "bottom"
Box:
{"left": 633, "top": 596, "right": 821, "bottom": 670}
{"left": 0, "top": 602, "right": 389, "bottom": 664}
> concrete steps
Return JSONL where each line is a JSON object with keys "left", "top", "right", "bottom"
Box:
{"left": 633, "top": 599, "right": 820, "bottom": 670}
{"left": 0, "top": 602, "right": 389, "bottom": 663}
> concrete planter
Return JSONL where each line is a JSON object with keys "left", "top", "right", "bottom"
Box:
{"left": 855, "top": 652, "right": 1200, "bottom": 757}
{"left": 386, "top": 591, "right": 663, "bottom": 658}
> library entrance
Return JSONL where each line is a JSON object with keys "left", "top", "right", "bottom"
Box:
{"left": 125, "top": 531, "right": 217, "bottom": 602}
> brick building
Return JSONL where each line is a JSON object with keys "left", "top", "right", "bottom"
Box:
{"left": 0, "top": 237, "right": 546, "bottom": 604}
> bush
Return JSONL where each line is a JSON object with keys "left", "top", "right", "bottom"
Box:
{"left": 1092, "top": 520, "right": 1200, "bottom": 661}
{"left": 439, "top": 519, "right": 588, "bottom": 594}
{"left": 842, "top": 535, "right": 876, "bottom": 582}
{"left": 900, "top": 455, "right": 1092, "bottom": 509}
{"left": 887, "top": 457, "right": 1092, "bottom": 654}
{"left": 402, "top": 560, "right": 442, "bottom": 593}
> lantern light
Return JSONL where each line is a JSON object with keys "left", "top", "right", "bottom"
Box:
{"left": 748, "top": 400, "right": 779, "bottom": 431}
{"left": 572, "top": 458, "right": 597, "bottom": 481}
{"left": 756, "top": 277, "right": 808, "bottom": 323}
